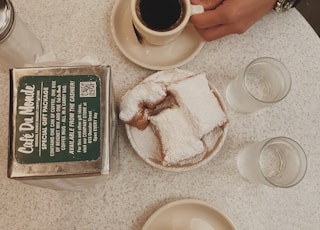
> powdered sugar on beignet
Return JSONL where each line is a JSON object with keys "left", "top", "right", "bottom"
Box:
{"left": 149, "top": 108, "right": 205, "bottom": 166}
{"left": 119, "top": 81, "right": 167, "bottom": 130}
{"left": 143, "top": 69, "right": 193, "bottom": 86}
{"left": 168, "top": 74, "right": 227, "bottom": 138}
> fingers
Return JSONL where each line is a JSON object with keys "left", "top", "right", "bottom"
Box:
{"left": 190, "top": 0, "right": 276, "bottom": 41}
{"left": 190, "top": 0, "right": 224, "bottom": 10}
{"left": 190, "top": 0, "right": 202, "bottom": 4}
{"left": 191, "top": 19, "right": 243, "bottom": 42}
{"left": 190, "top": 2, "right": 236, "bottom": 29}
{"left": 195, "top": 25, "right": 235, "bottom": 41}
{"left": 190, "top": 1, "right": 264, "bottom": 41}
{"left": 191, "top": 10, "right": 227, "bottom": 29}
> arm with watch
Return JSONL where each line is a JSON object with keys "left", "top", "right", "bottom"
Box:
{"left": 190, "top": 0, "right": 301, "bottom": 41}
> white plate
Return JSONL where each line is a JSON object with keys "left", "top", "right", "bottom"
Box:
{"left": 110, "top": 0, "right": 205, "bottom": 70}
{"left": 142, "top": 199, "right": 237, "bottom": 230}
{"left": 125, "top": 70, "right": 229, "bottom": 172}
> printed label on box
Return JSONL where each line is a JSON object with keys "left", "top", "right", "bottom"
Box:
{"left": 15, "top": 75, "right": 101, "bottom": 164}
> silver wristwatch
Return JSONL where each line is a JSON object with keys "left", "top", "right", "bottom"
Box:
{"left": 274, "top": 0, "right": 297, "bottom": 12}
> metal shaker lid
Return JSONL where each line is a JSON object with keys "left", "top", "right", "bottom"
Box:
{"left": 0, "top": 0, "right": 14, "bottom": 42}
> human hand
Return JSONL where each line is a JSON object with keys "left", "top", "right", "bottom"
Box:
{"left": 190, "top": 0, "right": 276, "bottom": 41}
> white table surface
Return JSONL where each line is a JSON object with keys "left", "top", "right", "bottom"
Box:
{"left": 1, "top": 0, "right": 320, "bottom": 229}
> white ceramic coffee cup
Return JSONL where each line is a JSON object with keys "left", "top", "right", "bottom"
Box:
{"left": 131, "top": 0, "right": 204, "bottom": 46}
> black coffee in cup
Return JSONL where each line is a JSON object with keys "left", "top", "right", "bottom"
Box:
{"left": 136, "top": 0, "right": 185, "bottom": 31}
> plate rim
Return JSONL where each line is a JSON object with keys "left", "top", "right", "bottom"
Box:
{"left": 142, "top": 199, "right": 237, "bottom": 230}
{"left": 125, "top": 70, "right": 229, "bottom": 172}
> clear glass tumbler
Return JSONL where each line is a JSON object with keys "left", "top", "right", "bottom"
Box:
{"left": 226, "top": 57, "right": 291, "bottom": 113}
{"left": 237, "top": 137, "right": 307, "bottom": 188}
{"left": 0, "top": 0, "right": 43, "bottom": 70}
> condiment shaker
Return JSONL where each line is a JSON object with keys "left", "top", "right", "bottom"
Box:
{"left": 0, "top": 0, "right": 43, "bottom": 70}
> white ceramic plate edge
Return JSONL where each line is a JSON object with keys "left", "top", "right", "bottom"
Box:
{"left": 125, "top": 70, "right": 229, "bottom": 172}
{"left": 142, "top": 199, "right": 237, "bottom": 230}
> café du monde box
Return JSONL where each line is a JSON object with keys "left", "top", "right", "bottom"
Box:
{"left": 8, "top": 65, "right": 118, "bottom": 190}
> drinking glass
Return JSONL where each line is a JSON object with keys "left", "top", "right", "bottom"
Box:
{"left": 0, "top": 0, "right": 43, "bottom": 69}
{"left": 237, "top": 137, "right": 307, "bottom": 188}
{"left": 226, "top": 57, "right": 291, "bottom": 113}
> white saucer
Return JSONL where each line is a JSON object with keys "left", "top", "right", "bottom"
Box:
{"left": 110, "top": 0, "right": 205, "bottom": 70}
{"left": 125, "top": 70, "right": 229, "bottom": 172}
{"left": 142, "top": 199, "right": 237, "bottom": 230}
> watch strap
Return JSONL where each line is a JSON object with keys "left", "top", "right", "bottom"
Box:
{"left": 274, "top": 0, "right": 298, "bottom": 12}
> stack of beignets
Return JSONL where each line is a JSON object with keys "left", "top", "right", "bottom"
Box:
{"left": 120, "top": 72, "right": 227, "bottom": 166}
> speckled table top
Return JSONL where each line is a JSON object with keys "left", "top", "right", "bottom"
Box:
{"left": 1, "top": 0, "right": 320, "bottom": 229}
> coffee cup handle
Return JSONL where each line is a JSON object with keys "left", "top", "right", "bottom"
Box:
{"left": 190, "top": 4, "right": 204, "bottom": 15}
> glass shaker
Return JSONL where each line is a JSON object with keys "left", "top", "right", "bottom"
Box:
{"left": 0, "top": 0, "right": 43, "bottom": 70}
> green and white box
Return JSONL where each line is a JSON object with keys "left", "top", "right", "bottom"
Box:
{"left": 8, "top": 65, "right": 118, "bottom": 190}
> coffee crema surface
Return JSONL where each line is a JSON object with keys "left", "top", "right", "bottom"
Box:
{"left": 136, "top": 0, "right": 185, "bottom": 31}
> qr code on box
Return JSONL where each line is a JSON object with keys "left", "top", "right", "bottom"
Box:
{"left": 80, "top": 82, "right": 97, "bottom": 98}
